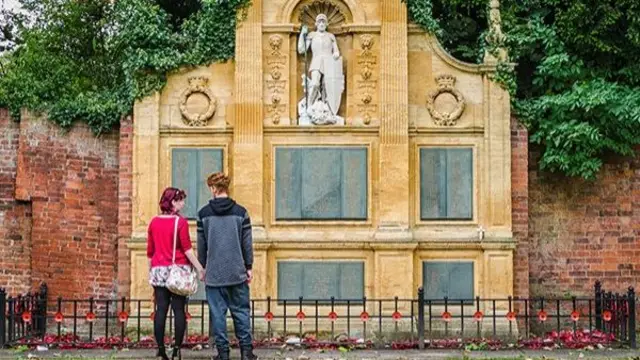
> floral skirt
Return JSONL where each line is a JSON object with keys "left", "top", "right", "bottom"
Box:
{"left": 149, "top": 265, "right": 192, "bottom": 287}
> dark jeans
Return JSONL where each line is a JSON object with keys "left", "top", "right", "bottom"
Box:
{"left": 153, "top": 286, "right": 187, "bottom": 349}
{"left": 206, "top": 283, "right": 252, "bottom": 351}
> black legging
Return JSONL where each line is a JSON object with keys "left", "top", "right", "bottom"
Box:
{"left": 154, "top": 286, "right": 187, "bottom": 349}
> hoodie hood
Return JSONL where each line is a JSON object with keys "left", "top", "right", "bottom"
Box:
{"left": 209, "top": 197, "right": 236, "bottom": 215}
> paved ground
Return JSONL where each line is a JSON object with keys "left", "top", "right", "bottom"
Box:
{"left": 1, "top": 348, "right": 640, "bottom": 360}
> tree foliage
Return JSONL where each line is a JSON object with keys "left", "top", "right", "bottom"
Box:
{"left": 0, "top": 0, "right": 250, "bottom": 134}
{"left": 406, "top": 0, "right": 640, "bottom": 179}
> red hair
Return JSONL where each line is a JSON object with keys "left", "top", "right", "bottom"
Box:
{"left": 159, "top": 187, "right": 187, "bottom": 214}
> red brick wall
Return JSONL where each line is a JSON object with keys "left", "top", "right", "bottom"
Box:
{"left": 0, "top": 110, "right": 33, "bottom": 296}
{"left": 13, "top": 113, "right": 120, "bottom": 300}
{"left": 527, "top": 146, "right": 640, "bottom": 296}
{"left": 511, "top": 118, "right": 529, "bottom": 299}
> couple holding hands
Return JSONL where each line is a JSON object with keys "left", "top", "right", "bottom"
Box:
{"left": 146, "top": 172, "right": 257, "bottom": 360}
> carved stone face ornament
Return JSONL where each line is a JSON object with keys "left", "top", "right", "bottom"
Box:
{"left": 269, "top": 34, "right": 283, "bottom": 51}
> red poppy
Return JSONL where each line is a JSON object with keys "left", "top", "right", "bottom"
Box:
{"left": 54, "top": 312, "right": 64, "bottom": 323}
{"left": 328, "top": 311, "right": 338, "bottom": 321}
{"left": 538, "top": 310, "right": 548, "bottom": 322}
{"left": 85, "top": 312, "right": 96, "bottom": 322}
{"left": 570, "top": 310, "right": 580, "bottom": 322}
{"left": 149, "top": 312, "right": 155, "bottom": 321}
{"left": 186, "top": 312, "right": 192, "bottom": 322}
{"left": 360, "top": 311, "right": 370, "bottom": 322}
{"left": 264, "top": 312, "right": 274, "bottom": 322}
{"left": 296, "top": 311, "right": 305, "bottom": 321}
{"left": 21, "top": 311, "right": 32, "bottom": 323}
{"left": 118, "top": 311, "right": 129, "bottom": 323}
{"left": 603, "top": 310, "right": 612, "bottom": 322}
{"left": 473, "top": 311, "right": 484, "bottom": 321}
{"left": 506, "top": 311, "right": 516, "bottom": 322}
{"left": 392, "top": 311, "right": 402, "bottom": 321}
{"left": 442, "top": 311, "right": 452, "bottom": 322}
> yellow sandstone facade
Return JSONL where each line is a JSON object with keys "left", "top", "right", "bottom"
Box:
{"left": 127, "top": 0, "right": 513, "bottom": 319}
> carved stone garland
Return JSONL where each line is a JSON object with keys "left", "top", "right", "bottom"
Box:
{"left": 265, "top": 34, "right": 288, "bottom": 124}
{"left": 426, "top": 74, "right": 466, "bottom": 127}
{"left": 356, "top": 35, "right": 377, "bottom": 125}
{"left": 179, "top": 77, "right": 217, "bottom": 127}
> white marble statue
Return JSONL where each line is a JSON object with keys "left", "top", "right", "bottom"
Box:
{"left": 297, "top": 13, "right": 345, "bottom": 126}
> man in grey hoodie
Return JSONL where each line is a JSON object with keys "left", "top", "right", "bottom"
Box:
{"left": 197, "top": 172, "right": 257, "bottom": 360}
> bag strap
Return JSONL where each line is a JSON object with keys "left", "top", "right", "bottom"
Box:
{"left": 172, "top": 216, "right": 179, "bottom": 265}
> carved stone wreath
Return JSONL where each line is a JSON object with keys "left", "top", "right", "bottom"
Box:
{"left": 179, "top": 77, "right": 217, "bottom": 127}
{"left": 426, "top": 74, "right": 465, "bottom": 127}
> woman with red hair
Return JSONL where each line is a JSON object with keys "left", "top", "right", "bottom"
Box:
{"left": 147, "top": 187, "right": 205, "bottom": 360}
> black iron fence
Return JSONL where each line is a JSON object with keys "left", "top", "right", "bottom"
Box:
{"left": 1, "top": 282, "right": 636, "bottom": 350}
{"left": 416, "top": 281, "right": 636, "bottom": 349}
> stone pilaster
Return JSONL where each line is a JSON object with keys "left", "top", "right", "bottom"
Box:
{"left": 233, "top": 1, "right": 265, "bottom": 227}
{"left": 132, "top": 93, "right": 160, "bottom": 234}
{"left": 483, "top": 76, "right": 512, "bottom": 238}
{"left": 377, "top": 0, "right": 410, "bottom": 231}
{"left": 482, "top": 0, "right": 512, "bottom": 238}
{"left": 372, "top": 243, "right": 417, "bottom": 310}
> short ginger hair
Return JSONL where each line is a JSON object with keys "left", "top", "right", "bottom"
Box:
{"left": 207, "top": 172, "right": 230, "bottom": 194}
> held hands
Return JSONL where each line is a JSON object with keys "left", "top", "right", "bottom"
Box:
{"left": 198, "top": 268, "right": 205, "bottom": 281}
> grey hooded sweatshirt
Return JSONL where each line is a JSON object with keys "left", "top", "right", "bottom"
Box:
{"left": 196, "top": 197, "right": 253, "bottom": 287}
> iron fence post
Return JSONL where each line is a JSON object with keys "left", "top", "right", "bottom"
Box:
{"left": 38, "top": 283, "right": 48, "bottom": 337}
{"left": 7, "top": 296, "right": 13, "bottom": 345}
{"left": 417, "top": 287, "right": 425, "bottom": 349}
{"left": 628, "top": 287, "right": 636, "bottom": 349}
{"left": 0, "top": 288, "right": 6, "bottom": 348}
{"left": 595, "top": 281, "right": 602, "bottom": 331}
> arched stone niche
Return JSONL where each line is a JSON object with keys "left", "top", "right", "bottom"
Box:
{"left": 292, "top": 0, "right": 353, "bottom": 123}
{"left": 264, "top": 0, "right": 377, "bottom": 126}
{"left": 291, "top": 0, "right": 353, "bottom": 33}
{"left": 278, "top": 0, "right": 365, "bottom": 25}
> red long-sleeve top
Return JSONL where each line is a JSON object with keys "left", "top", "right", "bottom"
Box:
{"left": 147, "top": 215, "right": 192, "bottom": 267}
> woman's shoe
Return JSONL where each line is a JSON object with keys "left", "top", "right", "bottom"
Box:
{"left": 172, "top": 347, "right": 182, "bottom": 360}
{"left": 156, "top": 347, "right": 170, "bottom": 360}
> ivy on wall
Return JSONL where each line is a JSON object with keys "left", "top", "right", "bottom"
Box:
{"left": 0, "top": 0, "right": 250, "bottom": 134}
{"left": 406, "top": 0, "right": 640, "bottom": 180}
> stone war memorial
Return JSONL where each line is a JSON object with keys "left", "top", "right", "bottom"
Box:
{"left": 2, "top": 0, "right": 639, "bottom": 352}
{"left": 129, "top": 0, "right": 513, "bottom": 331}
